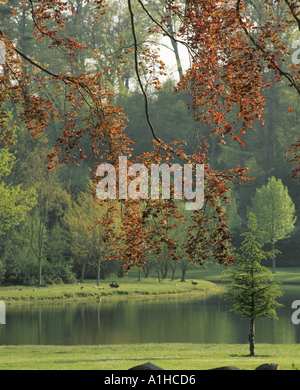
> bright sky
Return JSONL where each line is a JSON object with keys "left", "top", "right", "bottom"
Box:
{"left": 157, "top": 36, "right": 191, "bottom": 82}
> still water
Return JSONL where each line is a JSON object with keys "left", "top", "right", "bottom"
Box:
{"left": 0, "top": 285, "right": 299, "bottom": 345}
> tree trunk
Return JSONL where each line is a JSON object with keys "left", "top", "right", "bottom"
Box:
{"left": 97, "top": 257, "right": 100, "bottom": 286}
{"left": 259, "top": 69, "right": 276, "bottom": 177}
{"left": 210, "top": 132, "right": 216, "bottom": 170}
{"left": 143, "top": 267, "right": 150, "bottom": 278}
{"left": 266, "top": 74, "right": 276, "bottom": 174}
{"left": 156, "top": 270, "right": 161, "bottom": 282}
{"left": 181, "top": 268, "right": 186, "bottom": 282}
{"left": 249, "top": 318, "right": 255, "bottom": 356}
{"left": 272, "top": 241, "right": 276, "bottom": 274}
{"left": 38, "top": 254, "right": 42, "bottom": 287}
{"left": 36, "top": 218, "right": 44, "bottom": 287}
{"left": 163, "top": 264, "right": 168, "bottom": 279}
{"left": 171, "top": 268, "right": 176, "bottom": 281}
{"left": 168, "top": 24, "right": 183, "bottom": 79}
{"left": 80, "top": 262, "right": 86, "bottom": 283}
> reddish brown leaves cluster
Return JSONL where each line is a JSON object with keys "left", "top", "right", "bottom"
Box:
{"left": 173, "top": 1, "right": 268, "bottom": 144}
{"left": 90, "top": 140, "right": 252, "bottom": 271}
{"left": 286, "top": 139, "right": 300, "bottom": 179}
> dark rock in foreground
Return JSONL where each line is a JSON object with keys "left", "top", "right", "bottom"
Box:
{"left": 128, "top": 362, "right": 165, "bottom": 370}
{"left": 255, "top": 363, "right": 280, "bottom": 370}
{"left": 128, "top": 361, "right": 280, "bottom": 370}
{"left": 208, "top": 366, "right": 240, "bottom": 370}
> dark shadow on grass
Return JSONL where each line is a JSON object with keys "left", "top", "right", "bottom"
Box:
{"left": 53, "top": 356, "right": 179, "bottom": 364}
{"left": 230, "top": 354, "right": 271, "bottom": 357}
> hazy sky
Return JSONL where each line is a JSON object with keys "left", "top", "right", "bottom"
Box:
{"left": 158, "top": 36, "right": 190, "bottom": 81}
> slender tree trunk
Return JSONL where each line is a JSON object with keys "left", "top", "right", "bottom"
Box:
{"left": 156, "top": 269, "right": 161, "bottom": 282}
{"left": 38, "top": 254, "right": 42, "bottom": 287}
{"left": 171, "top": 268, "right": 176, "bottom": 281}
{"left": 181, "top": 268, "right": 186, "bottom": 282}
{"left": 38, "top": 223, "right": 43, "bottom": 287}
{"left": 266, "top": 73, "right": 276, "bottom": 174}
{"left": 163, "top": 263, "right": 168, "bottom": 279}
{"left": 249, "top": 318, "right": 255, "bottom": 356}
{"left": 272, "top": 241, "right": 276, "bottom": 274}
{"left": 168, "top": 24, "right": 183, "bottom": 79}
{"left": 80, "top": 262, "right": 86, "bottom": 283}
{"left": 210, "top": 132, "right": 216, "bottom": 170}
{"left": 143, "top": 267, "right": 150, "bottom": 278}
{"left": 38, "top": 220, "right": 43, "bottom": 286}
{"left": 97, "top": 257, "right": 100, "bottom": 286}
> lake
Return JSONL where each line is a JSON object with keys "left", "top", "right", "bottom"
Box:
{"left": 0, "top": 285, "right": 299, "bottom": 345}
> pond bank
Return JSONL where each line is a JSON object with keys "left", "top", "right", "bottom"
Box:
{"left": 0, "top": 277, "right": 222, "bottom": 305}
{"left": 1, "top": 266, "right": 299, "bottom": 305}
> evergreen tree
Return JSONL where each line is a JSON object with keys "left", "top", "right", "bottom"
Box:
{"left": 221, "top": 213, "right": 284, "bottom": 357}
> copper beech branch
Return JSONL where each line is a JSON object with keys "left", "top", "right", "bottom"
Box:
{"left": 127, "top": 0, "right": 161, "bottom": 144}
{"left": 236, "top": 0, "right": 300, "bottom": 96}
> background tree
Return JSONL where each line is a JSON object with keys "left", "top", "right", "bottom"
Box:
{"left": 248, "top": 176, "right": 296, "bottom": 273}
{"left": 221, "top": 213, "right": 284, "bottom": 357}
{"left": 64, "top": 191, "right": 119, "bottom": 283}
{"left": 0, "top": 147, "right": 37, "bottom": 235}
{"left": 21, "top": 146, "right": 70, "bottom": 286}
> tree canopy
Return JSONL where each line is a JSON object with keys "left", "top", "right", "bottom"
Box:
{"left": 1, "top": 0, "right": 300, "bottom": 271}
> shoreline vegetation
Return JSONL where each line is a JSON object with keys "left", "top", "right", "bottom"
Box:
{"left": 0, "top": 266, "right": 299, "bottom": 305}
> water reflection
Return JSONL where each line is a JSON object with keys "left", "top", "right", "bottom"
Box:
{"left": 0, "top": 286, "right": 299, "bottom": 345}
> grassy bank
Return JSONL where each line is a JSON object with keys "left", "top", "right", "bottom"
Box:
{"left": 0, "top": 273, "right": 219, "bottom": 304}
{"left": 0, "top": 266, "right": 299, "bottom": 304}
{"left": 0, "top": 343, "right": 299, "bottom": 370}
{"left": 201, "top": 266, "right": 300, "bottom": 285}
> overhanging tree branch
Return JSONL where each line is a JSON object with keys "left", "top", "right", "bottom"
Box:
{"left": 127, "top": 0, "right": 161, "bottom": 144}
{"left": 284, "top": 0, "right": 300, "bottom": 30}
{"left": 137, "top": 0, "right": 195, "bottom": 58}
{"left": 236, "top": 0, "right": 300, "bottom": 96}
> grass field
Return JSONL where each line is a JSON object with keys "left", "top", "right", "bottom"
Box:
{"left": 0, "top": 343, "right": 299, "bottom": 370}
{"left": 1, "top": 266, "right": 299, "bottom": 304}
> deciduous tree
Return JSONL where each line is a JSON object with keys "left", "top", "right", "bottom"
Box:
{"left": 0, "top": 148, "right": 37, "bottom": 235}
{"left": 248, "top": 176, "right": 296, "bottom": 273}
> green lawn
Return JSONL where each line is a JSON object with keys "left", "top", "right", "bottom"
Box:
{"left": 0, "top": 343, "right": 298, "bottom": 370}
